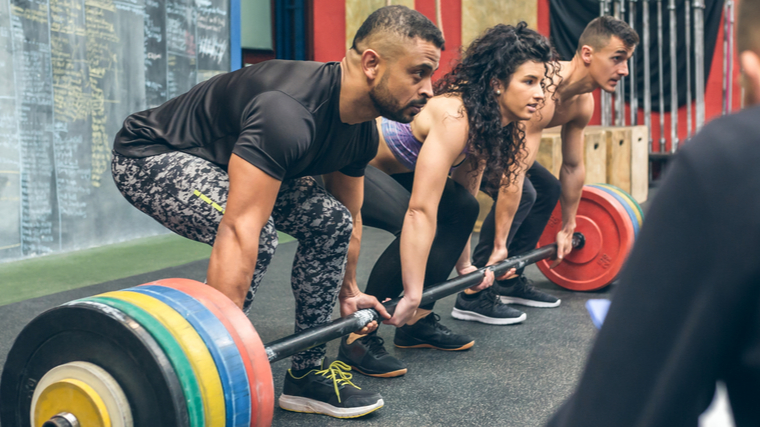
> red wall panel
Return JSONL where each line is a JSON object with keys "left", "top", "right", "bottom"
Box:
{"left": 313, "top": 0, "right": 346, "bottom": 62}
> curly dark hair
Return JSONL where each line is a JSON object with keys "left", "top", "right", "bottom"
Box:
{"left": 434, "top": 22, "right": 560, "bottom": 193}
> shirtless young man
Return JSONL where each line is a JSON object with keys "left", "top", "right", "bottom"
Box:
{"left": 453, "top": 16, "right": 639, "bottom": 324}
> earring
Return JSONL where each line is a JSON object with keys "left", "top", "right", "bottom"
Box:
{"left": 495, "top": 89, "right": 501, "bottom": 95}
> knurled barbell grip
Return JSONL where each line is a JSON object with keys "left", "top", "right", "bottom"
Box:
{"left": 265, "top": 233, "right": 584, "bottom": 363}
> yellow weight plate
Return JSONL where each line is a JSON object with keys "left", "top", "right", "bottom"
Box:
{"left": 100, "top": 291, "right": 225, "bottom": 427}
{"left": 31, "top": 362, "right": 133, "bottom": 427}
{"left": 33, "top": 378, "right": 111, "bottom": 427}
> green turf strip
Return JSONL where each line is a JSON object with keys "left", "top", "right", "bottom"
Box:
{"left": 0, "top": 232, "right": 295, "bottom": 307}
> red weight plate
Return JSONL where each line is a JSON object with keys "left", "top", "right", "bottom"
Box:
{"left": 142, "top": 279, "right": 274, "bottom": 427}
{"left": 536, "top": 186, "right": 635, "bottom": 291}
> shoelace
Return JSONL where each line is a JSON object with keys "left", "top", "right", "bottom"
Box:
{"left": 513, "top": 275, "right": 534, "bottom": 292}
{"left": 314, "top": 360, "right": 360, "bottom": 403}
{"left": 428, "top": 313, "right": 453, "bottom": 335}
{"left": 362, "top": 334, "right": 389, "bottom": 356}
{"left": 483, "top": 287, "right": 507, "bottom": 307}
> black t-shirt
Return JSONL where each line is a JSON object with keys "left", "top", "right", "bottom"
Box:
{"left": 547, "top": 104, "right": 760, "bottom": 426}
{"left": 113, "top": 60, "right": 378, "bottom": 180}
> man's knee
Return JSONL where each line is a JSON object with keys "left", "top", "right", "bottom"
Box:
{"left": 522, "top": 181, "right": 538, "bottom": 210}
{"left": 314, "top": 200, "right": 353, "bottom": 248}
{"left": 542, "top": 176, "right": 561, "bottom": 206}
{"left": 529, "top": 167, "right": 561, "bottom": 207}
{"left": 440, "top": 182, "right": 480, "bottom": 225}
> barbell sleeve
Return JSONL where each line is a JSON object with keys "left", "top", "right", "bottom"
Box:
{"left": 265, "top": 233, "right": 585, "bottom": 363}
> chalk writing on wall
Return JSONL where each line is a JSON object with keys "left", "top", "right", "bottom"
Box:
{"left": 0, "top": 0, "right": 229, "bottom": 262}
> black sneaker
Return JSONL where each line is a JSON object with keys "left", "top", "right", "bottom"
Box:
{"left": 337, "top": 332, "right": 408, "bottom": 378}
{"left": 278, "top": 360, "right": 384, "bottom": 418}
{"left": 495, "top": 275, "right": 561, "bottom": 308}
{"left": 393, "top": 312, "right": 474, "bottom": 351}
{"left": 451, "top": 287, "right": 527, "bottom": 325}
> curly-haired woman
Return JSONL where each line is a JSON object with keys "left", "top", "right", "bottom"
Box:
{"left": 336, "top": 22, "right": 560, "bottom": 378}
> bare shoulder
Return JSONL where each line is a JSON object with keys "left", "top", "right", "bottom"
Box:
{"left": 427, "top": 94, "right": 467, "bottom": 122}
{"left": 414, "top": 94, "right": 468, "bottom": 138}
{"left": 573, "top": 92, "right": 595, "bottom": 124}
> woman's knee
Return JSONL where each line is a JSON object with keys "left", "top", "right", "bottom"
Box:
{"left": 529, "top": 166, "right": 561, "bottom": 206}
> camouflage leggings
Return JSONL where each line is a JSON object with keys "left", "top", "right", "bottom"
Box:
{"left": 111, "top": 151, "right": 353, "bottom": 370}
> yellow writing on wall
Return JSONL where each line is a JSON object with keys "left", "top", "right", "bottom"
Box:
{"left": 85, "top": 0, "right": 119, "bottom": 188}
{"left": 50, "top": 0, "right": 89, "bottom": 124}
{"left": 12, "top": 4, "right": 49, "bottom": 24}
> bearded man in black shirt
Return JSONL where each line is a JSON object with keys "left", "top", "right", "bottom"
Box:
{"left": 111, "top": 5, "right": 443, "bottom": 418}
{"left": 547, "top": 0, "right": 760, "bottom": 425}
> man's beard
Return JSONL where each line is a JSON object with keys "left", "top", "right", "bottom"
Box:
{"left": 369, "top": 74, "right": 426, "bottom": 123}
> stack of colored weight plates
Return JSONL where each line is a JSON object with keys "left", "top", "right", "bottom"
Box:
{"left": 0, "top": 278, "right": 275, "bottom": 427}
{"left": 588, "top": 184, "right": 644, "bottom": 236}
{"left": 536, "top": 185, "right": 636, "bottom": 291}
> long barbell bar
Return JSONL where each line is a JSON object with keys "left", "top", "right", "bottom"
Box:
{"left": 265, "top": 233, "right": 586, "bottom": 363}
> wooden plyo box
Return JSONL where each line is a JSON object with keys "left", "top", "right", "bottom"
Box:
{"left": 583, "top": 129, "right": 607, "bottom": 185}
{"left": 629, "top": 125, "right": 649, "bottom": 203}
{"left": 536, "top": 133, "right": 562, "bottom": 177}
{"left": 588, "top": 126, "right": 632, "bottom": 190}
{"left": 588, "top": 125, "right": 649, "bottom": 203}
{"left": 474, "top": 191, "right": 494, "bottom": 233}
{"left": 538, "top": 126, "right": 649, "bottom": 203}
{"left": 537, "top": 128, "right": 607, "bottom": 185}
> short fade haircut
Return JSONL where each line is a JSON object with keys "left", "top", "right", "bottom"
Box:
{"left": 351, "top": 5, "right": 445, "bottom": 52}
{"left": 576, "top": 15, "right": 639, "bottom": 53}
{"left": 738, "top": 0, "right": 760, "bottom": 54}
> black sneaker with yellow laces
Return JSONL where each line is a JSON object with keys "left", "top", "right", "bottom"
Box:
{"left": 278, "top": 360, "right": 384, "bottom": 418}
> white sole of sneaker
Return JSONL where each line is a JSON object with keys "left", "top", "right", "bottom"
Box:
{"left": 451, "top": 308, "right": 527, "bottom": 325}
{"left": 278, "top": 394, "right": 384, "bottom": 418}
{"left": 499, "top": 296, "right": 561, "bottom": 308}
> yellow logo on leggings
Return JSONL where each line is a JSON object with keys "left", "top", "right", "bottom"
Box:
{"left": 193, "top": 190, "right": 225, "bottom": 213}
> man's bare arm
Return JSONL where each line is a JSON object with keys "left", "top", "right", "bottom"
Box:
{"left": 207, "top": 154, "right": 281, "bottom": 308}
{"left": 555, "top": 94, "right": 593, "bottom": 263}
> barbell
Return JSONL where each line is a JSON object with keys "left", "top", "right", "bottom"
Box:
{"left": 0, "top": 185, "right": 642, "bottom": 427}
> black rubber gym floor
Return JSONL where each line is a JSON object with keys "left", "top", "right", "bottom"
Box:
{"left": 0, "top": 228, "right": 612, "bottom": 427}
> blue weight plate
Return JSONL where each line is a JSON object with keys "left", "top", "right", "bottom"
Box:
{"left": 131, "top": 285, "right": 251, "bottom": 427}
{"left": 588, "top": 184, "right": 639, "bottom": 237}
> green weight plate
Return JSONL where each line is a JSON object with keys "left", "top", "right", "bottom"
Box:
{"left": 100, "top": 291, "right": 225, "bottom": 427}
{"left": 85, "top": 296, "right": 204, "bottom": 427}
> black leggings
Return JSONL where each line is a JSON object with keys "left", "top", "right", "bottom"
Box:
{"left": 361, "top": 165, "right": 480, "bottom": 310}
{"left": 472, "top": 162, "right": 561, "bottom": 275}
